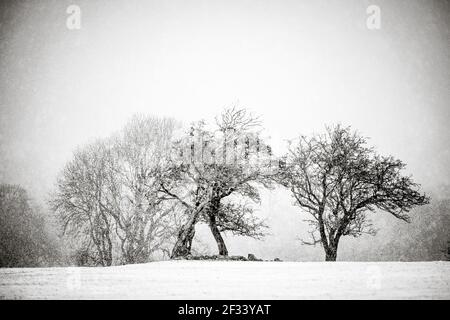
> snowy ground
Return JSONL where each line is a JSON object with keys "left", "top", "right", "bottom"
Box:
{"left": 0, "top": 261, "right": 449, "bottom": 299}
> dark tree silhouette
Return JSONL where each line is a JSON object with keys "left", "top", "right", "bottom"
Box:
{"left": 280, "top": 125, "right": 430, "bottom": 261}
{"left": 0, "top": 184, "right": 60, "bottom": 267}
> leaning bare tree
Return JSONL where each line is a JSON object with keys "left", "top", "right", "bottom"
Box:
{"left": 161, "top": 107, "right": 273, "bottom": 258}
{"left": 279, "top": 125, "right": 430, "bottom": 261}
{"left": 200, "top": 108, "right": 273, "bottom": 256}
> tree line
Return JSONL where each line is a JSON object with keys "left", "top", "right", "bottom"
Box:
{"left": 0, "top": 107, "right": 432, "bottom": 266}
{"left": 49, "top": 107, "right": 429, "bottom": 264}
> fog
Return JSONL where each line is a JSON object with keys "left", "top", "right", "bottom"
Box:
{"left": 0, "top": 0, "right": 449, "bottom": 262}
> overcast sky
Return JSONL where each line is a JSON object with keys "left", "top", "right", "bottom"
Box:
{"left": 0, "top": 0, "right": 448, "bottom": 260}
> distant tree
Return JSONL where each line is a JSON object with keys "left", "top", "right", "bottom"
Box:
{"left": 279, "top": 125, "right": 430, "bottom": 261}
{"left": 337, "top": 194, "right": 450, "bottom": 261}
{"left": 391, "top": 196, "right": 450, "bottom": 261}
{"left": 0, "top": 184, "right": 60, "bottom": 267}
{"left": 160, "top": 107, "right": 272, "bottom": 258}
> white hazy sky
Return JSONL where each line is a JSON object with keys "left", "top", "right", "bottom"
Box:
{"left": 0, "top": 0, "right": 449, "bottom": 260}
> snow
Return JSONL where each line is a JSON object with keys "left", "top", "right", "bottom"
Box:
{"left": 0, "top": 261, "right": 449, "bottom": 299}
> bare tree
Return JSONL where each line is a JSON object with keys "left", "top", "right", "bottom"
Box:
{"left": 51, "top": 115, "right": 180, "bottom": 265}
{"left": 162, "top": 107, "right": 272, "bottom": 258}
{"left": 51, "top": 142, "right": 114, "bottom": 266}
{"left": 105, "top": 115, "right": 179, "bottom": 264}
{"left": 279, "top": 125, "right": 430, "bottom": 261}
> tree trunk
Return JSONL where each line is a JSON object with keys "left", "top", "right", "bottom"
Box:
{"left": 207, "top": 196, "right": 229, "bottom": 256}
{"left": 171, "top": 223, "right": 196, "bottom": 258}
{"left": 103, "top": 229, "right": 113, "bottom": 266}
{"left": 325, "top": 240, "right": 338, "bottom": 261}
{"left": 104, "top": 242, "right": 113, "bottom": 266}
{"left": 325, "top": 249, "right": 337, "bottom": 261}
{"left": 170, "top": 210, "right": 199, "bottom": 259}
{"left": 209, "top": 214, "right": 228, "bottom": 256}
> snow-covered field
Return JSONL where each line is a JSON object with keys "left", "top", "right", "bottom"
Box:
{"left": 0, "top": 261, "right": 449, "bottom": 299}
